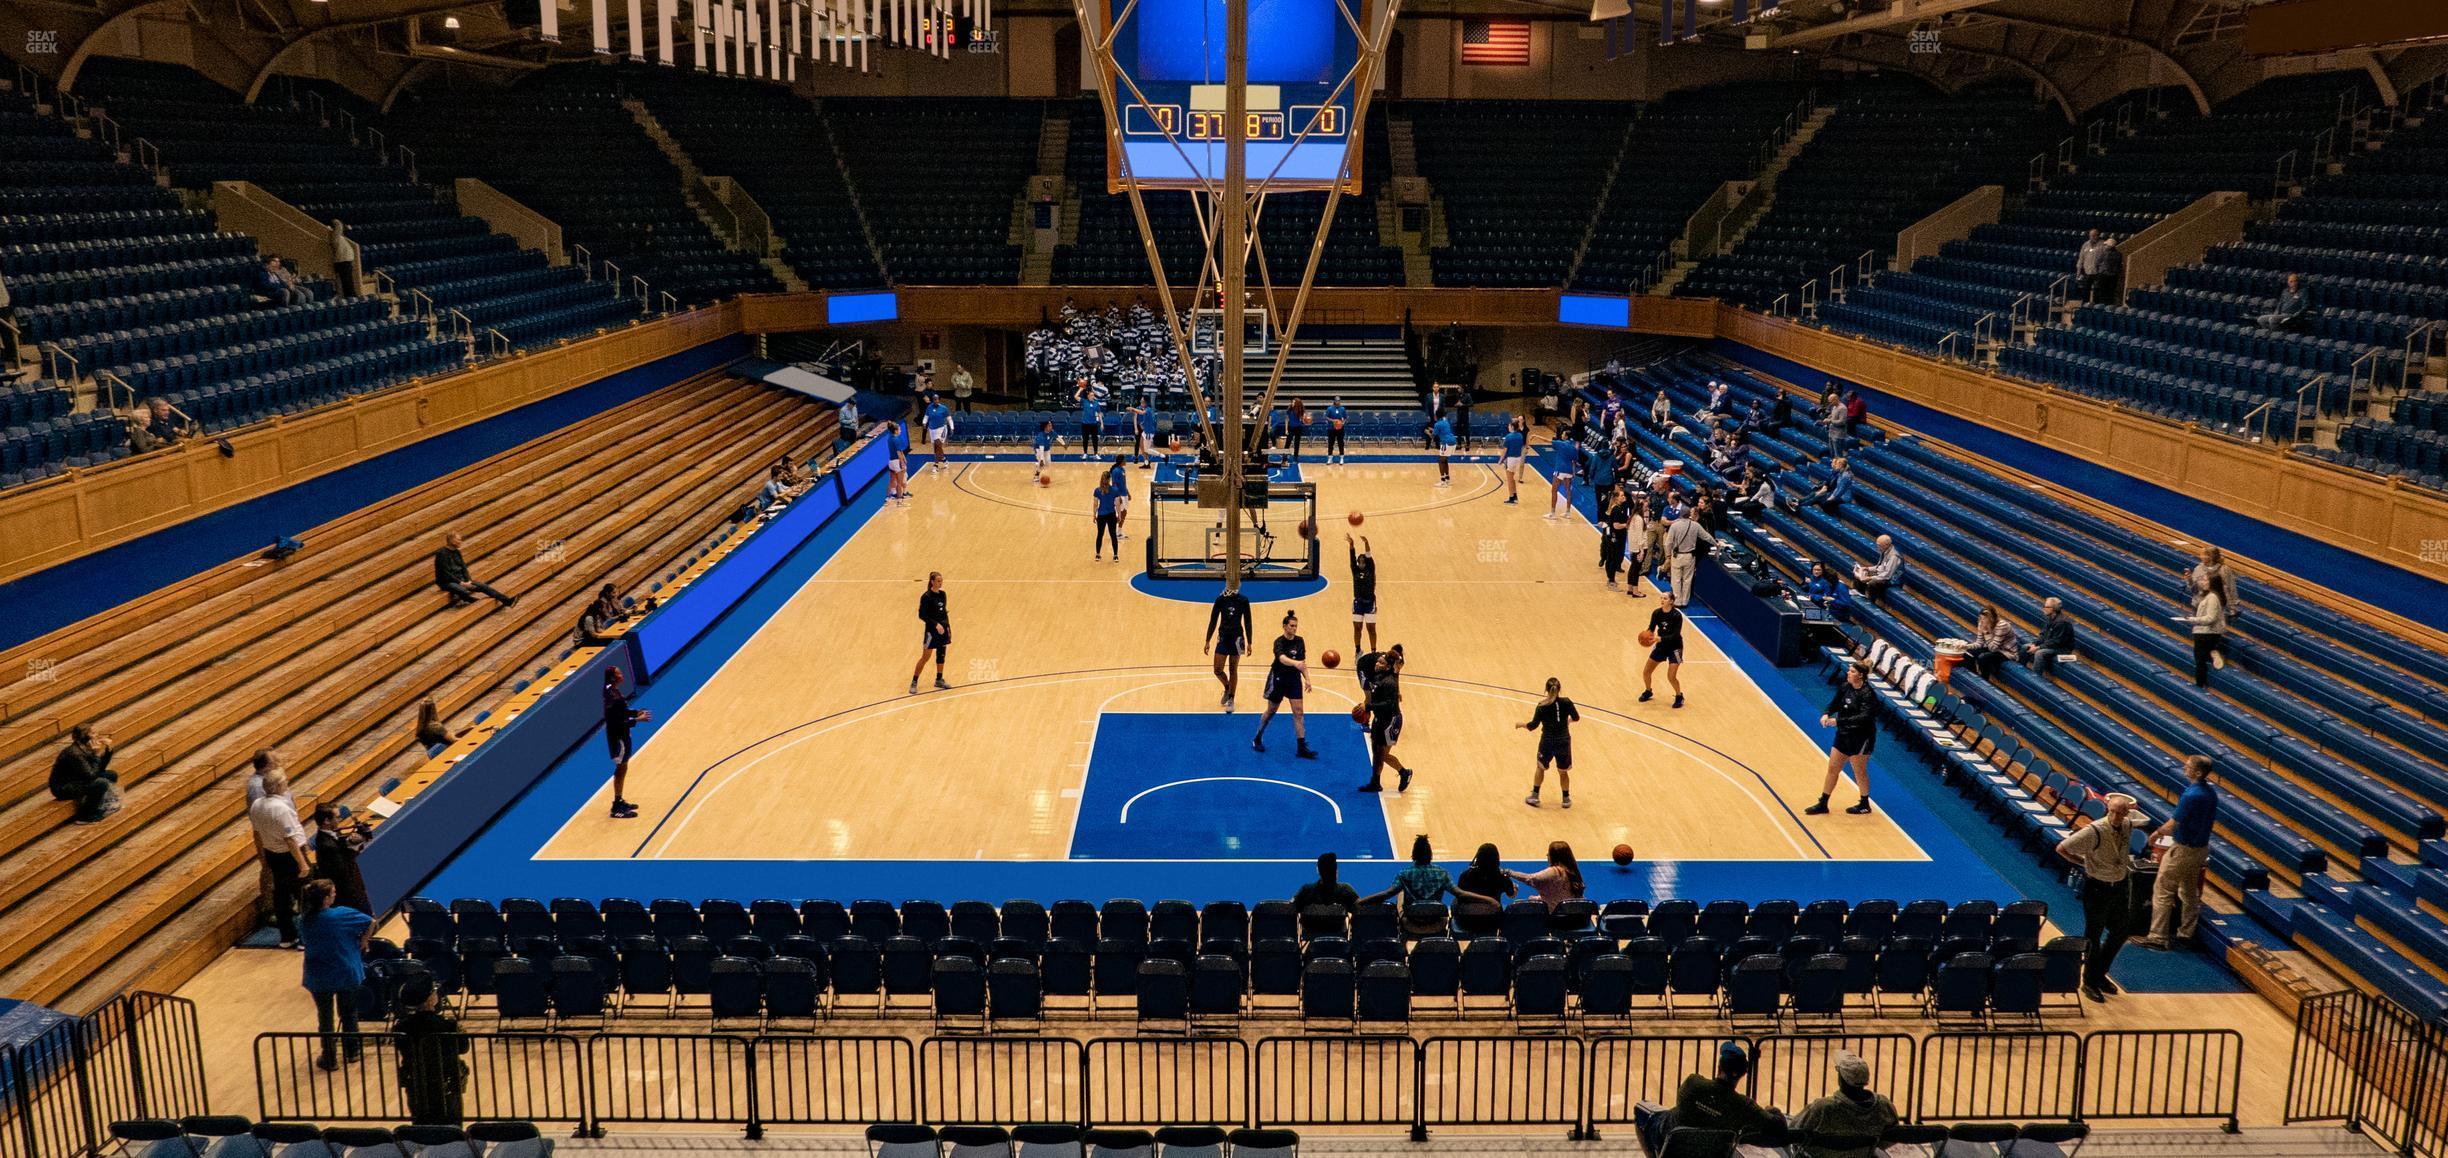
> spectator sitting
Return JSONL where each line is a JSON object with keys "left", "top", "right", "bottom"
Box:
{"left": 1291, "top": 851, "right": 1359, "bottom": 937}
{"left": 413, "top": 700, "right": 459, "bottom": 749}
{"left": 1362, "top": 834, "right": 1487, "bottom": 936}
{"left": 1802, "top": 562, "right": 1839, "bottom": 605}
{"left": 758, "top": 463, "right": 808, "bottom": 511}
{"left": 1853, "top": 535, "right": 1904, "bottom": 600}
{"left": 255, "top": 256, "right": 306, "bottom": 308}
{"left": 49, "top": 725, "right": 121, "bottom": 826}
{"left": 1450, "top": 842, "right": 1516, "bottom": 937}
{"left": 1643, "top": 1041, "right": 1782, "bottom": 1152}
{"left": 1791, "top": 1052, "right": 1898, "bottom": 1157}
{"left": 1842, "top": 390, "right": 1868, "bottom": 437}
{"left": 2254, "top": 273, "right": 2309, "bottom": 331}
{"left": 2023, "top": 596, "right": 2079, "bottom": 674}
{"left": 1735, "top": 472, "right": 1778, "bottom": 517}
{"left": 1767, "top": 389, "right": 1791, "bottom": 432}
{"left": 1963, "top": 606, "right": 2022, "bottom": 679}
{"left": 578, "top": 583, "right": 626, "bottom": 646}
{"left": 130, "top": 397, "right": 197, "bottom": 452}
{"left": 1503, "top": 840, "right": 1586, "bottom": 913}
{"left": 433, "top": 532, "right": 515, "bottom": 608}
{"left": 1808, "top": 457, "right": 1853, "bottom": 508}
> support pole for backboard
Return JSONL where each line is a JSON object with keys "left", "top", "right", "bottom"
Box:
{"left": 1220, "top": 0, "right": 1248, "bottom": 592}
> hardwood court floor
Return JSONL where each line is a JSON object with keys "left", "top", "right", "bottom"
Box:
{"left": 539, "top": 459, "right": 1921, "bottom": 866}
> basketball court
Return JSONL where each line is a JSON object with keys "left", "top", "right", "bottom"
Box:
{"left": 408, "top": 451, "right": 2067, "bottom": 910}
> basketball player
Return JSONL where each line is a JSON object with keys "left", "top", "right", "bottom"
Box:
{"left": 1519, "top": 676, "right": 1578, "bottom": 809}
{"left": 1355, "top": 644, "right": 1412, "bottom": 793}
{"left": 1251, "top": 611, "right": 1318, "bottom": 758}
{"left": 923, "top": 395, "right": 952, "bottom": 474}
{"left": 1546, "top": 426, "right": 1579, "bottom": 521}
{"left": 1808, "top": 661, "right": 1878, "bottom": 815}
{"left": 1325, "top": 397, "right": 1348, "bottom": 464}
{"left": 1500, "top": 417, "right": 1527, "bottom": 504}
{"left": 1346, "top": 533, "right": 1378, "bottom": 657}
{"left": 1092, "top": 472, "right": 1122, "bottom": 561}
{"left": 909, "top": 572, "right": 951, "bottom": 694}
{"left": 1599, "top": 484, "right": 1632, "bottom": 590}
{"left": 885, "top": 420, "right": 912, "bottom": 503}
{"left": 1432, "top": 413, "right": 1455, "bottom": 487}
{"left": 1108, "top": 454, "right": 1132, "bottom": 530}
{"left": 1032, "top": 420, "right": 1058, "bottom": 480}
{"left": 1074, "top": 379, "right": 1104, "bottom": 457}
{"left": 1205, "top": 584, "right": 1254, "bottom": 711}
{"left": 602, "top": 666, "right": 651, "bottom": 819}
{"left": 1638, "top": 591, "right": 1686, "bottom": 709}
{"left": 1128, "top": 399, "right": 1152, "bottom": 466}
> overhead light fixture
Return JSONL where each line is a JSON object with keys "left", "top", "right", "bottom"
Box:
{"left": 443, "top": 15, "right": 460, "bottom": 26}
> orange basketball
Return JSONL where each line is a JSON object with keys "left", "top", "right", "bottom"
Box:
{"left": 1350, "top": 704, "right": 1369, "bottom": 725}
{"left": 1298, "top": 518, "right": 1316, "bottom": 540}
{"left": 1037, "top": 474, "right": 1052, "bottom": 488}
{"left": 1612, "top": 843, "right": 1635, "bottom": 866}
{"left": 1322, "top": 650, "right": 1341, "bottom": 669}
{"left": 1347, "top": 510, "right": 1365, "bottom": 526}
{"left": 1639, "top": 630, "right": 1658, "bottom": 647}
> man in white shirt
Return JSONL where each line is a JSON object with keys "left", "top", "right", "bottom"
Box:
{"left": 1854, "top": 535, "right": 1905, "bottom": 600}
{"left": 2055, "top": 792, "right": 2139, "bottom": 1002}
{"left": 248, "top": 767, "right": 313, "bottom": 948}
{"left": 244, "top": 750, "right": 282, "bottom": 806}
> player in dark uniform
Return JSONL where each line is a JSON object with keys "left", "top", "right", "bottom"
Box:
{"left": 1808, "top": 661, "right": 1879, "bottom": 815}
{"left": 1251, "top": 611, "right": 1318, "bottom": 758}
{"left": 1638, "top": 592, "right": 1687, "bottom": 709}
{"left": 602, "top": 666, "right": 651, "bottom": 818}
{"left": 909, "top": 571, "right": 951, "bottom": 694}
{"left": 1518, "top": 676, "right": 1579, "bottom": 809}
{"left": 1347, "top": 533, "right": 1379, "bottom": 657}
{"left": 1206, "top": 586, "right": 1254, "bottom": 712}
{"left": 1356, "top": 644, "right": 1413, "bottom": 794}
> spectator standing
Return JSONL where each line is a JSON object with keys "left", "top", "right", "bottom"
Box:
{"left": 950, "top": 363, "right": 975, "bottom": 411}
{"left": 246, "top": 750, "right": 283, "bottom": 805}
{"left": 2055, "top": 791, "right": 2139, "bottom": 1002}
{"left": 394, "top": 975, "right": 469, "bottom": 1127}
{"left": 1661, "top": 506, "right": 1713, "bottom": 607}
{"left": 2187, "top": 545, "right": 2240, "bottom": 620}
{"left": 1286, "top": 398, "right": 1309, "bottom": 461}
{"left": 1767, "top": 389, "right": 1791, "bottom": 433}
{"left": 2135, "top": 755, "right": 2216, "bottom": 951}
{"left": 330, "top": 222, "right": 361, "bottom": 297}
{"left": 310, "top": 800, "right": 372, "bottom": 916}
{"left": 433, "top": 533, "right": 515, "bottom": 608}
{"left": 248, "top": 768, "right": 312, "bottom": 948}
{"left": 2075, "top": 230, "right": 2105, "bottom": 302}
{"left": 2023, "top": 597, "right": 2079, "bottom": 674}
{"left": 2173, "top": 584, "right": 2230, "bottom": 689}
{"left": 2094, "top": 237, "right": 2124, "bottom": 304}
{"left": 1790, "top": 1052, "right": 1898, "bottom": 1157}
{"left": 49, "top": 725, "right": 120, "bottom": 826}
{"left": 298, "top": 879, "right": 372, "bottom": 1071}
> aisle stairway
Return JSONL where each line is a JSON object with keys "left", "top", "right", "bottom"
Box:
{"left": 1653, "top": 104, "right": 1836, "bottom": 296}
{"left": 0, "top": 372, "right": 839, "bottom": 1010}
{"left": 1241, "top": 335, "right": 1415, "bottom": 409}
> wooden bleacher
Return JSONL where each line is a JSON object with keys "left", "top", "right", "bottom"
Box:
{"left": 0, "top": 369, "right": 838, "bottom": 1011}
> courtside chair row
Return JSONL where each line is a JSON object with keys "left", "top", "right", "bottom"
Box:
{"left": 109, "top": 1118, "right": 550, "bottom": 1158}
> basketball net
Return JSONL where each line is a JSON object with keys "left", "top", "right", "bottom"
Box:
{"left": 1073, "top": 0, "right": 1400, "bottom": 590}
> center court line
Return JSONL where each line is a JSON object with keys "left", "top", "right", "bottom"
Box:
{"left": 1118, "top": 777, "right": 1345, "bottom": 825}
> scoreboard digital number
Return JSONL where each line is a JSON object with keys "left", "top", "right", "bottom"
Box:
{"left": 1104, "top": 0, "right": 1366, "bottom": 191}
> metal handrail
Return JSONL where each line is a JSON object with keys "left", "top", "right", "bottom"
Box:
{"left": 1826, "top": 263, "right": 1850, "bottom": 301}
{"left": 1770, "top": 293, "right": 1790, "bottom": 318}
{"left": 2349, "top": 345, "right": 2382, "bottom": 392}
{"left": 1799, "top": 279, "right": 1819, "bottom": 319}
{"left": 407, "top": 287, "right": 436, "bottom": 319}
{"left": 603, "top": 261, "right": 624, "bottom": 296}
{"left": 398, "top": 144, "right": 417, "bottom": 183}
{"left": 365, "top": 126, "right": 386, "bottom": 164}
{"left": 1937, "top": 330, "right": 1969, "bottom": 362}
{"left": 658, "top": 291, "right": 679, "bottom": 315}
{"left": 1974, "top": 311, "right": 2003, "bottom": 347}
{"left": 96, "top": 369, "right": 136, "bottom": 410}
{"left": 134, "top": 137, "right": 160, "bottom": 173}
{"left": 2011, "top": 291, "right": 2041, "bottom": 328}
{"left": 447, "top": 308, "right": 475, "bottom": 343}
{"left": 2047, "top": 274, "right": 2071, "bottom": 309}
{"left": 37, "top": 341, "right": 79, "bottom": 383}
{"left": 305, "top": 90, "right": 327, "bottom": 125}
{"left": 90, "top": 110, "right": 120, "bottom": 148}
{"left": 2312, "top": 125, "right": 2335, "bottom": 167}
{"left": 2404, "top": 320, "right": 2441, "bottom": 389}
{"left": 374, "top": 269, "right": 397, "bottom": 299}
{"left": 2273, "top": 149, "right": 2298, "bottom": 199}
{"left": 571, "top": 244, "right": 595, "bottom": 280}
{"left": 628, "top": 274, "right": 650, "bottom": 301}
{"left": 482, "top": 327, "right": 511, "bottom": 359}
{"left": 2028, "top": 152, "right": 2050, "bottom": 192}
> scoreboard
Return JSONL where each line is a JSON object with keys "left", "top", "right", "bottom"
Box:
{"left": 1104, "top": 0, "right": 1366, "bottom": 192}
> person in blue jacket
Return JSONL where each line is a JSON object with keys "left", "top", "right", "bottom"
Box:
{"left": 1324, "top": 398, "right": 1349, "bottom": 464}
{"left": 1433, "top": 414, "right": 1456, "bottom": 487}
{"left": 1500, "top": 417, "right": 1528, "bottom": 504}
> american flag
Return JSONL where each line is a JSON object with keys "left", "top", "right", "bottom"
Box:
{"left": 1460, "top": 19, "right": 1532, "bottom": 65}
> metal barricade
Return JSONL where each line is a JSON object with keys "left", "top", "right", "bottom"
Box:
{"left": 920, "top": 1037, "right": 1082, "bottom": 1126}
{"left": 754, "top": 1036, "right": 919, "bottom": 1127}
{"left": 588, "top": 1033, "right": 751, "bottom": 1131}
{"left": 1586, "top": 1035, "right": 1730, "bottom": 1131}
{"left": 1915, "top": 1031, "right": 2081, "bottom": 1124}
{"left": 2081, "top": 1029, "right": 2241, "bottom": 1131}
{"left": 1252, "top": 1035, "right": 1413, "bottom": 1133}
{"left": 1419, "top": 1036, "right": 1585, "bottom": 1138}
{"left": 1085, "top": 1037, "right": 1246, "bottom": 1128}
{"left": 1753, "top": 1033, "right": 1917, "bottom": 1121}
